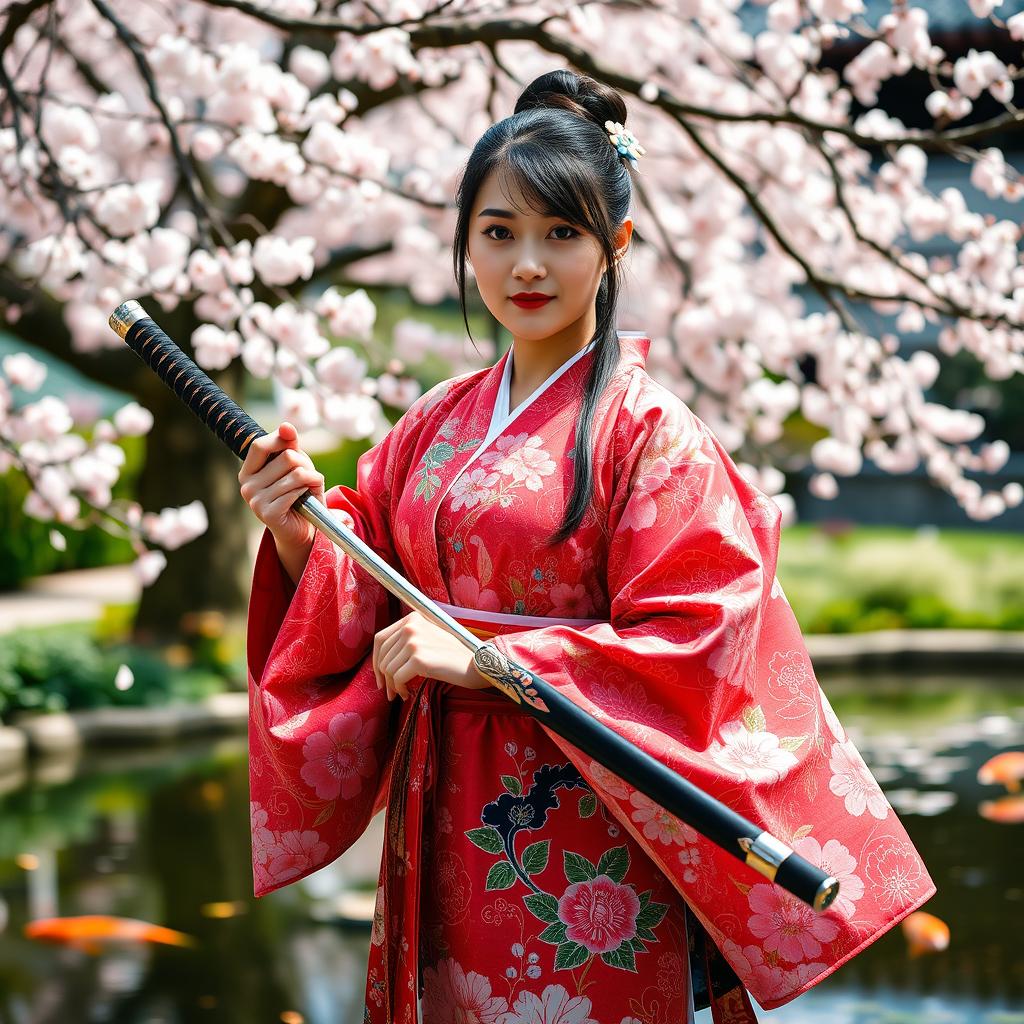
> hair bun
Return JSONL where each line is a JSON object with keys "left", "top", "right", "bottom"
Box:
{"left": 514, "top": 69, "right": 628, "bottom": 136}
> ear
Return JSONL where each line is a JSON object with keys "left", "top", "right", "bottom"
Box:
{"left": 613, "top": 218, "right": 634, "bottom": 263}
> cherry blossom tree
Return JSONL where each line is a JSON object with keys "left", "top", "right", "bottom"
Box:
{"left": 2, "top": 0, "right": 1023, "bottom": 637}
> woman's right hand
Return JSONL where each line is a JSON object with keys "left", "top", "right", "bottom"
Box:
{"left": 238, "top": 421, "right": 326, "bottom": 551}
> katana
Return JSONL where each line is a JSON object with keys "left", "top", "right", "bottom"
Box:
{"left": 109, "top": 299, "right": 839, "bottom": 913}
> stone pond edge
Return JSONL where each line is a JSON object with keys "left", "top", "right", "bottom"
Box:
{"left": 1, "top": 628, "right": 1022, "bottom": 778}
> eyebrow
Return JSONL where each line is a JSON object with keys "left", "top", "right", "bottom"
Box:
{"left": 477, "top": 208, "right": 557, "bottom": 219}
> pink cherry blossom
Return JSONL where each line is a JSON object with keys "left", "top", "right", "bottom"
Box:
{"left": 2, "top": 353, "right": 47, "bottom": 392}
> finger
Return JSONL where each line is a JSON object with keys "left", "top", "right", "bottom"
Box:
{"left": 373, "top": 621, "right": 401, "bottom": 690}
{"left": 239, "top": 422, "right": 300, "bottom": 480}
{"left": 260, "top": 466, "right": 322, "bottom": 508}
{"left": 379, "top": 646, "right": 400, "bottom": 701}
{"left": 391, "top": 664, "right": 414, "bottom": 701}
{"left": 260, "top": 486, "right": 315, "bottom": 528}
{"left": 241, "top": 447, "right": 314, "bottom": 502}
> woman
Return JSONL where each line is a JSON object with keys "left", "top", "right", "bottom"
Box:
{"left": 240, "top": 69, "right": 935, "bottom": 1024}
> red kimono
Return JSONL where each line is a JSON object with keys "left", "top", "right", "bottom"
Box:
{"left": 246, "top": 333, "right": 936, "bottom": 1024}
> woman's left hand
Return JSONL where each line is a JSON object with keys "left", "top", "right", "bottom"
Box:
{"left": 372, "top": 611, "right": 492, "bottom": 701}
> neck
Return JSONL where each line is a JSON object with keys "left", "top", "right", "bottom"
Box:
{"left": 509, "top": 310, "right": 599, "bottom": 396}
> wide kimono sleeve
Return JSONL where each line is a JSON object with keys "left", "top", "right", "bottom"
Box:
{"left": 487, "top": 389, "right": 937, "bottom": 1011}
{"left": 246, "top": 412, "right": 413, "bottom": 899}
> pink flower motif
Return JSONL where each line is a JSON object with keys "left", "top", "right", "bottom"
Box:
{"left": 828, "top": 740, "right": 889, "bottom": 819}
{"left": 629, "top": 791, "right": 698, "bottom": 847}
{"left": 549, "top": 582, "right": 590, "bottom": 618}
{"left": 865, "top": 838, "right": 925, "bottom": 912}
{"left": 266, "top": 828, "right": 329, "bottom": 884}
{"left": 497, "top": 983, "right": 597, "bottom": 1024}
{"left": 450, "top": 574, "right": 502, "bottom": 611}
{"left": 300, "top": 710, "right": 380, "bottom": 800}
{"left": 792, "top": 836, "right": 864, "bottom": 920}
{"left": 479, "top": 433, "right": 555, "bottom": 490}
{"left": 250, "top": 801, "right": 274, "bottom": 866}
{"left": 422, "top": 958, "right": 508, "bottom": 1023}
{"left": 557, "top": 875, "right": 641, "bottom": 953}
{"left": 747, "top": 883, "right": 840, "bottom": 964}
{"left": 720, "top": 939, "right": 827, "bottom": 1003}
{"left": 618, "top": 456, "right": 671, "bottom": 532}
{"left": 766, "top": 649, "right": 816, "bottom": 721}
{"left": 451, "top": 466, "right": 499, "bottom": 510}
{"left": 708, "top": 720, "right": 799, "bottom": 784}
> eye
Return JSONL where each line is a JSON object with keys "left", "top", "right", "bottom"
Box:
{"left": 480, "top": 224, "right": 580, "bottom": 241}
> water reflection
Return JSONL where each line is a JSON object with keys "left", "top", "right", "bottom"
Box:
{"left": 0, "top": 675, "right": 1021, "bottom": 1023}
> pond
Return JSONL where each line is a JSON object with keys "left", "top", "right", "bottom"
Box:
{"left": 0, "top": 674, "right": 1021, "bottom": 1024}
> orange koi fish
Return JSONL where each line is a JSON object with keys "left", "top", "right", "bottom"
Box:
{"left": 979, "top": 795, "right": 1024, "bottom": 823}
{"left": 901, "top": 911, "right": 950, "bottom": 958}
{"left": 24, "top": 915, "right": 197, "bottom": 955}
{"left": 977, "top": 751, "right": 1024, "bottom": 793}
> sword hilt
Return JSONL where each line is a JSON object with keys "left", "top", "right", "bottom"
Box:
{"left": 109, "top": 300, "right": 267, "bottom": 460}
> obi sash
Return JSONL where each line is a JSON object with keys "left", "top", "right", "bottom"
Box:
{"left": 363, "top": 602, "right": 758, "bottom": 1024}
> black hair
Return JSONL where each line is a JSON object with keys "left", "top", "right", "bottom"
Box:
{"left": 452, "top": 68, "right": 635, "bottom": 546}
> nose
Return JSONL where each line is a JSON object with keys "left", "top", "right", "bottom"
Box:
{"left": 512, "top": 243, "right": 547, "bottom": 283}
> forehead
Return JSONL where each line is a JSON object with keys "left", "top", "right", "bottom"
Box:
{"left": 473, "top": 168, "right": 550, "bottom": 219}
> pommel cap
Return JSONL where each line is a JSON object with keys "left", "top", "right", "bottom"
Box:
{"left": 109, "top": 300, "right": 147, "bottom": 340}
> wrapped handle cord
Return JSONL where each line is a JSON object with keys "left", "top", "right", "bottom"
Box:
{"left": 109, "top": 298, "right": 839, "bottom": 914}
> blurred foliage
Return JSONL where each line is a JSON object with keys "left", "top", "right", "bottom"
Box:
{"left": 0, "top": 607, "right": 246, "bottom": 724}
{"left": 779, "top": 523, "right": 1024, "bottom": 633}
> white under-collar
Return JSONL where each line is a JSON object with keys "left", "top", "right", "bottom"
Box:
{"left": 456, "top": 332, "right": 642, "bottom": 480}
{"left": 491, "top": 338, "right": 597, "bottom": 432}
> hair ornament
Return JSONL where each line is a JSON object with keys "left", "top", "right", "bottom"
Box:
{"left": 605, "top": 120, "right": 646, "bottom": 170}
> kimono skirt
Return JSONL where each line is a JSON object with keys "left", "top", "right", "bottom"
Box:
{"left": 364, "top": 600, "right": 702, "bottom": 1024}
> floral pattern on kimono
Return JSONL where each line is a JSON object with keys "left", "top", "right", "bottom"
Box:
{"left": 245, "top": 332, "right": 935, "bottom": 1023}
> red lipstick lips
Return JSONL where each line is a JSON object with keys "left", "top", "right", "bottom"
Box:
{"left": 511, "top": 293, "right": 553, "bottom": 309}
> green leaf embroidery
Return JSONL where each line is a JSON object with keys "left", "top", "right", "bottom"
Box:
{"left": 578, "top": 793, "right": 597, "bottom": 819}
{"left": 636, "top": 926, "right": 657, "bottom": 942}
{"left": 457, "top": 438, "right": 483, "bottom": 452}
{"left": 501, "top": 774, "right": 522, "bottom": 796}
{"left": 554, "top": 941, "right": 589, "bottom": 971}
{"left": 780, "top": 735, "right": 808, "bottom": 752}
{"left": 523, "top": 892, "right": 560, "bottom": 924}
{"left": 596, "top": 846, "right": 629, "bottom": 884}
{"left": 742, "top": 704, "right": 767, "bottom": 733}
{"left": 485, "top": 861, "right": 517, "bottom": 891}
{"left": 636, "top": 900, "right": 669, "bottom": 931}
{"left": 465, "top": 826, "right": 504, "bottom": 854}
{"left": 601, "top": 943, "right": 638, "bottom": 972}
{"left": 522, "top": 840, "right": 550, "bottom": 876}
{"left": 424, "top": 441, "right": 456, "bottom": 466}
{"left": 563, "top": 851, "right": 597, "bottom": 884}
{"left": 629, "top": 936, "right": 649, "bottom": 954}
{"left": 538, "top": 920, "right": 568, "bottom": 944}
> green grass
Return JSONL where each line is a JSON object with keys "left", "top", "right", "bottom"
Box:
{"left": 778, "top": 524, "right": 1024, "bottom": 632}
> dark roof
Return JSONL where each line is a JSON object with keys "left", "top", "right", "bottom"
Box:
{"left": 738, "top": 0, "right": 1024, "bottom": 36}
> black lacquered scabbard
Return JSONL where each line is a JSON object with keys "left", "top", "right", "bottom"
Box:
{"left": 109, "top": 298, "right": 840, "bottom": 913}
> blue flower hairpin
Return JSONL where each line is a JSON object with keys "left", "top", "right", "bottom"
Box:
{"left": 605, "top": 120, "right": 646, "bottom": 170}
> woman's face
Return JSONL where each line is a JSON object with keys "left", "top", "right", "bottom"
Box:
{"left": 467, "top": 168, "right": 632, "bottom": 352}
